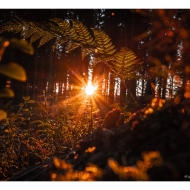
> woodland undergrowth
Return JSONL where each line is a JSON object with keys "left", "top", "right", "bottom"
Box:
{"left": 0, "top": 95, "right": 102, "bottom": 180}
{"left": 1, "top": 93, "right": 190, "bottom": 181}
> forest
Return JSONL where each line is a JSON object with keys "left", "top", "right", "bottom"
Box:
{"left": 0, "top": 9, "right": 190, "bottom": 181}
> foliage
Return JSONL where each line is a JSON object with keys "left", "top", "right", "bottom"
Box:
{"left": 0, "top": 96, "right": 101, "bottom": 180}
{"left": 134, "top": 9, "right": 190, "bottom": 65}
{"left": 1, "top": 91, "right": 190, "bottom": 181}
{"left": 0, "top": 37, "right": 34, "bottom": 97}
{"left": 134, "top": 9, "right": 190, "bottom": 98}
{"left": 107, "top": 151, "right": 163, "bottom": 181}
{"left": 0, "top": 17, "right": 143, "bottom": 82}
{"left": 0, "top": 37, "right": 34, "bottom": 122}
{"left": 46, "top": 96, "right": 190, "bottom": 181}
{"left": 110, "top": 47, "right": 143, "bottom": 80}
{"left": 10, "top": 98, "right": 190, "bottom": 181}
{"left": 0, "top": 63, "right": 26, "bottom": 82}
{"left": 50, "top": 157, "right": 103, "bottom": 181}
{"left": 2, "top": 10, "right": 190, "bottom": 181}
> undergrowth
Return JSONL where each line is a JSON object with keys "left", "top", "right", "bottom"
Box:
{"left": 0, "top": 95, "right": 101, "bottom": 180}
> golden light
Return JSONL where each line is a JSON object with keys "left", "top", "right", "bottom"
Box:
{"left": 84, "top": 81, "right": 97, "bottom": 96}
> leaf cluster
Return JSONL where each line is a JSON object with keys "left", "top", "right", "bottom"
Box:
{"left": 0, "top": 17, "right": 144, "bottom": 81}
{"left": 0, "top": 37, "right": 34, "bottom": 99}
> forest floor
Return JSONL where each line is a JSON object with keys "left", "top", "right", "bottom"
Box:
{"left": 1, "top": 94, "right": 190, "bottom": 181}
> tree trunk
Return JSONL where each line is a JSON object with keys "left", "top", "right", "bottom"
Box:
{"left": 48, "top": 43, "right": 55, "bottom": 97}
{"left": 126, "top": 79, "right": 137, "bottom": 103}
{"left": 120, "top": 81, "right": 126, "bottom": 106}
{"left": 108, "top": 73, "right": 114, "bottom": 105}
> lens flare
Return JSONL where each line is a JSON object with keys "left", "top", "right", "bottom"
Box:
{"left": 84, "top": 82, "right": 97, "bottom": 95}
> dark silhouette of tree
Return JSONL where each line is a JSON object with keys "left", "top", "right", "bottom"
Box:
{"left": 134, "top": 9, "right": 190, "bottom": 99}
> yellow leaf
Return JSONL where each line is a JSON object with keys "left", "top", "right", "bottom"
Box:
{"left": 27, "top": 100, "right": 35, "bottom": 103}
{"left": 31, "top": 120, "right": 43, "bottom": 124}
{"left": 0, "top": 88, "right": 14, "bottom": 98}
{"left": 0, "top": 62, "right": 26, "bottom": 81}
{"left": 19, "top": 103, "right": 24, "bottom": 107}
{"left": 23, "top": 96, "right": 30, "bottom": 101}
{"left": 38, "top": 123, "right": 51, "bottom": 127}
{"left": 22, "top": 108, "right": 29, "bottom": 112}
{"left": 9, "top": 38, "right": 34, "bottom": 55}
{"left": 125, "top": 112, "right": 131, "bottom": 116}
{"left": 0, "top": 109, "right": 7, "bottom": 121}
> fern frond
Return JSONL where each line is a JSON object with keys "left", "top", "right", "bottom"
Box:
{"left": 49, "top": 18, "right": 71, "bottom": 36}
{"left": 110, "top": 47, "right": 143, "bottom": 80}
{"left": 71, "top": 19, "right": 95, "bottom": 46}
{"left": 21, "top": 28, "right": 35, "bottom": 39}
{"left": 92, "top": 57, "right": 103, "bottom": 66}
{"left": 0, "top": 17, "right": 143, "bottom": 81}
{"left": 92, "top": 29, "right": 117, "bottom": 56}
{"left": 0, "top": 21, "right": 23, "bottom": 34}
{"left": 81, "top": 47, "right": 92, "bottom": 60}
{"left": 29, "top": 30, "right": 42, "bottom": 44}
{"left": 52, "top": 37, "right": 68, "bottom": 51}
{"left": 50, "top": 18, "right": 80, "bottom": 42}
{"left": 38, "top": 33, "right": 54, "bottom": 47}
{"left": 68, "top": 28, "right": 79, "bottom": 41}
{"left": 114, "top": 47, "right": 141, "bottom": 65}
{"left": 66, "top": 41, "right": 81, "bottom": 53}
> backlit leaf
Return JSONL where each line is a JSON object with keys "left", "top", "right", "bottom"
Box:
{"left": 0, "top": 109, "right": 7, "bottom": 121}
{"left": 38, "top": 123, "right": 51, "bottom": 127}
{"left": 27, "top": 100, "right": 35, "bottom": 103}
{"left": 22, "top": 108, "right": 29, "bottom": 112}
{"left": 19, "top": 103, "right": 24, "bottom": 107}
{"left": 0, "top": 88, "right": 14, "bottom": 98}
{"left": 31, "top": 120, "right": 43, "bottom": 124}
{"left": 0, "top": 62, "right": 27, "bottom": 81}
{"left": 23, "top": 96, "right": 30, "bottom": 101}
{"left": 9, "top": 38, "right": 34, "bottom": 55}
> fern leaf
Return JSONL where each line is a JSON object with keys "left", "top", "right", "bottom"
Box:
{"left": 0, "top": 21, "right": 23, "bottom": 34}
{"left": 92, "top": 57, "right": 103, "bottom": 66}
{"left": 21, "top": 28, "right": 36, "bottom": 39}
{"left": 66, "top": 41, "right": 80, "bottom": 53}
{"left": 29, "top": 30, "right": 43, "bottom": 44}
{"left": 52, "top": 37, "right": 68, "bottom": 51}
{"left": 81, "top": 47, "right": 92, "bottom": 60}
{"left": 49, "top": 18, "right": 71, "bottom": 35}
{"left": 92, "top": 29, "right": 117, "bottom": 56}
{"left": 38, "top": 33, "right": 54, "bottom": 47}
{"left": 110, "top": 47, "right": 143, "bottom": 80}
{"left": 71, "top": 19, "right": 95, "bottom": 46}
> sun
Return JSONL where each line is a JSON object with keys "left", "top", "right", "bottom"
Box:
{"left": 84, "top": 82, "right": 97, "bottom": 95}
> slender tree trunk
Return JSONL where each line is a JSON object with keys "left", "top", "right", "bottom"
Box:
{"left": 161, "top": 72, "right": 168, "bottom": 99}
{"left": 183, "top": 65, "right": 190, "bottom": 98}
{"left": 108, "top": 73, "right": 114, "bottom": 105}
{"left": 40, "top": 49, "right": 45, "bottom": 96}
{"left": 144, "top": 79, "right": 154, "bottom": 102}
{"left": 32, "top": 49, "right": 38, "bottom": 100}
{"left": 126, "top": 79, "right": 137, "bottom": 103}
{"left": 47, "top": 10, "right": 57, "bottom": 97}
{"left": 48, "top": 43, "right": 54, "bottom": 97}
{"left": 120, "top": 81, "right": 126, "bottom": 106}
